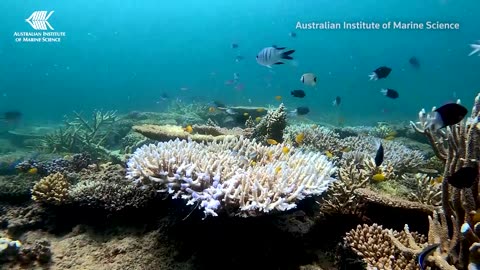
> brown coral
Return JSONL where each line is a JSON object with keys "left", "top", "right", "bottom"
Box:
{"left": 31, "top": 172, "right": 69, "bottom": 206}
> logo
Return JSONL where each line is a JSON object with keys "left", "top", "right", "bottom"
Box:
{"left": 26, "top": 11, "right": 54, "bottom": 30}
{"left": 13, "top": 10, "right": 66, "bottom": 43}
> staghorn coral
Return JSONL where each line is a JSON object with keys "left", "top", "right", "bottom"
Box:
{"left": 403, "top": 173, "right": 442, "bottom": 206}
{"left": 339, "top": 136, "right": 426, "bottom": 174}
{"left": 283, "top": 124, "right": 342, "bottom": 153}
{"left": 248, "top": 104, "right": 287, "bottom": 144}
{"left": 319, "top": 151, "right": 395, "bottom": 215}
{"left": 126, "top": 137, "right": 336, "bottom": 218}
{"left": 69, "top": 163, "right": 156, "bottom": 211}
{"left": 409, "top": 93, "right": 480, "bottom": 269}
{"left": 31, "top": 172, "right": 70, "bottom": 206}
{"left": 369, "top": 122, "right": 396, "bottom": 138}
{"left": 343, "top": 223, "right": 424, "bottom": 269}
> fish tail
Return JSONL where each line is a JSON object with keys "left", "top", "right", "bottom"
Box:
{"left": 281, "top": 50, "right": 295, "bottom": 60}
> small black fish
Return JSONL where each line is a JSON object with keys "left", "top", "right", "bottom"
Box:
{"left": 333, "top": 96, "right": 341, "bottom": 106}
{"left": 418, "top": 243, "right": 440, "bottom": 270}
{"left": 409, "top": 56, "right": 420, "bottom": 68}
{"left": 369, "top": 66, "right": 392, "bottom": 80}
{"left": 231, "top": 43, "right": 238, "bottom": 49}
{"left": 213, "top": 101, "right": 226, "bottom": 108}
{"left": 447, "top": 165, "right": 478, "bottom": 189}
{"left": 429, "top": 103, "right": 468, "bottom": 130}
{"left": 0, "top": 111, "right": 22, "bottom": 122}
{"left": 381, "top": 88, "right": 399, "bottom": 99}
{"left": 295, "top": 106, "right": 310, "bottom": 115}
{"left": 374, "top": 142, "right": 384, "bottom": 167}
{"left": 289, "top": 32, "right": 297, "bottom": 38}
{"left": 291, "top": 90, "right": 306, "bottom": 98}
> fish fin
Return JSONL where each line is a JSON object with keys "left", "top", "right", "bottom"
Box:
{"left": 272, "top": 45, "right": 286, "bottom": 50}
{"left": 274, "top": 62, "right": 284, "bottom": 65}
{"left": 281, "top": 50, "right": 295, "bottom": 60}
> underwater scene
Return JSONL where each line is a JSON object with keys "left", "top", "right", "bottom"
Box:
{"left": 1, "top": 0, "right": 480, "bottom": 269}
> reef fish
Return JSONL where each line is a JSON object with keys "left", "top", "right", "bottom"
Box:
{"left": 333, "top": 96, "right": 341, "bottom": 106}
{"left": 409, "top": 56, "right": 420, "bottom": 68}
{"left": 381, "top": 88, "right": 399, "bottom": 99}
{"left": 374, "top": 142, "right": 384, "bottom": 167}
{"left": 300, "top": 73, "right": 317, "bottom": 86}
{"left": 0, "top": 111, "right": 22, "bottom": 123}
{"left": 427, "top": 103, "right": 468, "bottom": 131}
{"left": 418, "top": 243, "right": 440, "bottom": 270}
{"left": 369, "top": 66, "right": 392, "bottom": 80}
{"left": 447, "top": 165, "right": 478, "bottom": 189}
{"left": 291, "top": 89, "right": 306, "bottom": 98}
{"left": 256, "top": 46, "right": 295, "bottom": 68}
{"left": 292, "top": 106, "right": 310, "bottom": 116}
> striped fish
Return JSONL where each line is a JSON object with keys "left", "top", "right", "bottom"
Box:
{"left": 256, "top": 45, "right": 295, "bottom": 68}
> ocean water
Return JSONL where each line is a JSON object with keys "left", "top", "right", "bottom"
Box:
{"left": 0, "top": 0, "right": 479, "bottom": 126}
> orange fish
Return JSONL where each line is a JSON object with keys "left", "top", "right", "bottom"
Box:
{"left": 184, "top": 125, "right": 193, "bottom": 133}
{"left": 274, "top": 96, "right": 282, "bottom": 101}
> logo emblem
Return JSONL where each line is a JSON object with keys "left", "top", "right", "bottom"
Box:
{"left": 26, "top": 11, "right": 54, "bottom": 30}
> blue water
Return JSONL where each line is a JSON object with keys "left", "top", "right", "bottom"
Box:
{"left": 0, "top": 0, "right": 479, "bottom": 126}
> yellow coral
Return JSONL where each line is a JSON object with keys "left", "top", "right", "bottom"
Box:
{"left": 31, "top": 172, "right": 70, "bottom": 205}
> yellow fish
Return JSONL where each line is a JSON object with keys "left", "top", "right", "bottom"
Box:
{"left": 311, "top": 124, "right": 318, "bottom": 129}
{"left": 386, "top": 131, "right": 398, "bottom": 137}
{"left": 255, "top": 116, "right": 262, "bottom": 122}
{"left": 274, "top": 95, "right": 282, "bottom": 101}
{"left": 341, "top": 147, "right": 352, "bottom": 152}
{"left": 184, "top": 125, "right": 193, "bottom": 133}
{"left": 243, "top": 112, "right": 249, "bottom": 116}
{"left": 250, "top": 161, "right": 257, "bottom": 166}
{"left": 27, "top": 167, "right": 38, "bottom": 174}
{"left": 372, "top": 173, "right": 386, "bottom": 182}
{"left": 325, "top": 151, "right": 333, "bottom": 158}
{"left": 266, "top": 139, "right": 278, "bottom": 145}
{"left": 208, "top": 106, "right": 216, "bottom": 113}
{"left": 430, "top": 176, "right": 443, "bottom": 185}
{"left": 384, "top": 135, "right": 395, "bottom": 141}
{"left": 256, "top": 108, "right": 265, "bottom": 113}
{"left": 282, "top": 146, "right": 290, "bottom": 154}
{"left": 275, "top": 166, "right": 282, "bottom": 174}
{"left": 267, "top": 150, "right": 273, "bottom": 160}
{"left": 295, "top": 133, "right": 305, "bottom": 144}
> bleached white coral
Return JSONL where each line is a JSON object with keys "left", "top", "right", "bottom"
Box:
{"left": 126, "top": 137, "right": 336, "bottom": 218}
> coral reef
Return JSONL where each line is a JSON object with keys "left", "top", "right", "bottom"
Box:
{"left": 343, "top": 223, "right": 425, "bottom": 269}
{"left": 0, "top": 174, "right": 39, "bottom": 203}
{"left": 132, "top": 124, "right": 238, "bottom": 142}
{"left": 247, "top": 104, "right": 287, "bottom": 144}
{"left": 69, "top": 163, "right": 156, "bottom": 211}
{"left": 126, "top": 137, "right": 336, "bottom": 217}
{"left": 284, "top": 124, "right": 342, "bottom": 153}
{"left": 16, "top": 153, "right": 93, "bottom": 176}
{"left": 31, "top": 172, "right": 70, "bottom": 206}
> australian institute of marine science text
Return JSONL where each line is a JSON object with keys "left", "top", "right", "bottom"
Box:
{"left": 295, "top": 21, "right": 460, "bottom": 30}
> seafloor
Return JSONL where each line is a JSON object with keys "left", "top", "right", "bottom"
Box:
{"left": 0, "top": 97, "right": 478, "bottom": 270}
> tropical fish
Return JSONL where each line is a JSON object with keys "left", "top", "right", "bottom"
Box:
{"left": 275, "top": 95, "right": 282, "bottom": 101}
{"left": 372, "top": 173, "right": 386, "bottom": 182}
{"left": 266, "top": 139, "right": 278, "bottom": 145}
{"left": 369, "top": 66, "right": 392, "bottom": 80}
{"left": 291, "top": 90, "right": 306, "bottom": 98}
{"left": 418, "top": 244, "right": 440, "bottom": 270}
{"left": 208, "top": 107, "right": 216, "bottom": 113}
{"left": 184, "top": 125, "right": 193, "bottom": 133}
{"left": 374, "top": 142, "right": 384, "bottom": 167}
{"left": 381, "top": 88, "right": 399, "bottom": 99}
{"left": 27, "top": 167, "right": 38, "bottom": 174}
{"left": 409, "top": 56, "right": 420, "bottom": 68}
{"left": 231, "top": 43, "right": 239, "bottom": 49}
{"left": 289, "top": 31, "right": 297, "bottom": 38}
{"left": 292, "top": 107, "right": 310, "bottom": 116}
{"left": 295, "top": 133, "right": 305, "bottom": 144}
{"left": 447, "top": 165, "right": 478, "bottom": 189}
{"left": 256, "top": 45, "right": 295, "bottom": 68}
{"left": 333, "top": 96, "right": 341, "bottom": 106}
{"left": 325, "top": 151, "right": 333, "bottom": 158}
{"left": 0, "top": 111, "right": 22, "bottom": 123}
{"left": 255, "top": 116, "right": 262, "bottom": 122}
{"left": 427, "top": 103, "right": 468, "bottom": 131}
{"left": 300, "top": 73, "right": 317, "bottom": 86}
{"left": 282, "top": 146, "right": 290, "bottom": 154}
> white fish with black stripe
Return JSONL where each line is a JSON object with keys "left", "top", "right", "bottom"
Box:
{"left": 256, "top": 45, "right": 295, "bottom": 68}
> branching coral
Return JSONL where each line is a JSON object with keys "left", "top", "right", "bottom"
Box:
{"left": 344, "top": 223, "right": 424, "bottom": 269}
{"left": 248, "top": 104, "right": 287, "bottom": 144}
{"left": 403, "top": 173, "right": 442, "bottom": 206}
{"left": 319, "top": 151, "right": 394, "bottom": 215}
{"left": 283, "top": 124, "right": 342, "bottom": 153}
{"left": 126, "top": 137, "right": 336, "bottom": 217}
{"left": 31, "top": 172, "right": 70, "bottom": 205}
{"left": 339, "top": 136, "right": 426, "bottom": 174}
